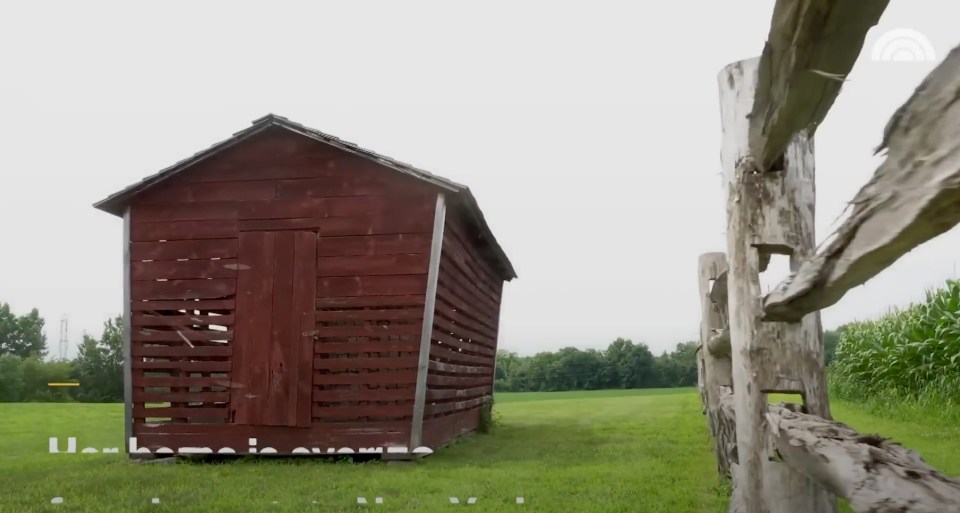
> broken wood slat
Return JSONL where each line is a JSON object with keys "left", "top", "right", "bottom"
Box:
{"left": 763, "top": 43, "right": 960, "bottom": 322}
{"left": 717, "top": 390, "right": 960, "bottom": 513}
{"left": 749, "top": 0, "right": 890, "bottom": 169}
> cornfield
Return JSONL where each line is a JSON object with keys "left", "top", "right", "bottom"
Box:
{"left": 829, "top": 279, "right": 960, "bottom": 404}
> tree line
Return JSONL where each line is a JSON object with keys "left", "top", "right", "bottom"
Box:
{"left": 0, "top": 302, "right": 122, "bottom": 402}
{"left": 0, "top": 299, "right": 846, "bottom": 402}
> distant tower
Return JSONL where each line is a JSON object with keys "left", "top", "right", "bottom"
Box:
{"left": 59, "top": 316, "right": 69, "bottom": 360}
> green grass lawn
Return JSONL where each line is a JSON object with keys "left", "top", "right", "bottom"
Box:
{"left": 1, "top": 389, "right": 957, "bottom": 512}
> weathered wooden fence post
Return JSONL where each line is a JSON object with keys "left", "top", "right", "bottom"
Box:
{"left": 718, "top": 57, "right": 835, "bottom": 513}
{"left": 697, "top": 252, "right": 735, "bottom": 479}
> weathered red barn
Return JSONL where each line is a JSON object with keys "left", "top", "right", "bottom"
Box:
{"left": 93, "top": 114, "right": 516, "bottom": 457}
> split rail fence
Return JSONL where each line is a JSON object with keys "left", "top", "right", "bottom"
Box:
{"left": 696, "top": 2, "right": 960, "bottom": 512}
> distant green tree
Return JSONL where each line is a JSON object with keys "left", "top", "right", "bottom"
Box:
{"left": 0, "top": 303, "right": 47, "bottom": 358}
{"left": 0, "top": 354, "right": 24, "bottom": 401}
{"left": 19, "top": 356, "right": 74, "bottom": 402}
{"left": 71, "top": 316, "right": 124, "bottom": 402}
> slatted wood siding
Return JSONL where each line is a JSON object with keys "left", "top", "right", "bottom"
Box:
{"left": 422, "top": 210, "right": 503, "bottom": 448}
{"left": 128, "top": 126, "right": 438, "bottom": 452}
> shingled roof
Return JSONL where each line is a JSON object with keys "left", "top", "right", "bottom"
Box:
{"left": 93, "top": 113, "right": 516, "bottom": 281}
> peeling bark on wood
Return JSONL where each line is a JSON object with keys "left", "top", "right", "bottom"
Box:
{"left": 749, "top": 0, "right": 889, "bottom": 169}
{"left": 698, "top": 252, "right": 736, "bottom": 479}
{"left": 720, "top": 57, "right": 835, "bottom": 513}
{"left": 763, "top": 44, "right": 960, "bottom": 322}
{"left": 719, "top": 390, "right": 960, "bottom": 513}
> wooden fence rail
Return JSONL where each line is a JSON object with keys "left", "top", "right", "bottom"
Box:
{"left": 700, "top": 2, "right": 960, "bottom": 512}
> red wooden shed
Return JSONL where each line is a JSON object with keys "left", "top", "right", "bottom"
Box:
{"left": 93, "top": 114, "right": 516, "bottom": 457}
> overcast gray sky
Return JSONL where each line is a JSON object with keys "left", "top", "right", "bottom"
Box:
{"left": 1, "top": 1, "right": 958, "bottom": 358}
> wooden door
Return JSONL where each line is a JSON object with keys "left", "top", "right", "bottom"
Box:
{"left": 230, "top": 231, "right": 317, "bottom": 427}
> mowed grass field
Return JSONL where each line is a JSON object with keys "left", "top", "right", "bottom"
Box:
{"left": 1, "top": 389, "right": 958, "bottom": 513}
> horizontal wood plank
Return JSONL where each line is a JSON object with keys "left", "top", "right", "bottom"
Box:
{"left": 425, "top": 397, "right": 487, "bottom": 416}
{"left": 317, "top": 234, "right": 431, "bottom": 257}
{"left": 426, "top": 387, "right": 488, "bottom": 401}
{"left": 131, "top": 239, "right": 238, "bottom": 261}
{"left": 429, "top": 360, "right": 489, "bottom": 375}
{"left": 314, "top": 357, "right": 419, "bottom": 371}
{"left": 133, "top": 405, "right": 229, "bottom": 420}
{"left": 131, "top": 259, "right": 238, "bottom": 281}
{"left": 748, "top": 0, "right": 890, "bottom": 169}
{"left": 313, "top": 371, "right": 418, "bottom": 385}
{"left": 132, "top": 345, "right": 232, "bottom": 358}
{"left": 312, "top": 388, "right": 415, "bottom": 402}
{"left": 132, "top": 360, "right": 231, "bottom": 373}
{"left": 316, "top": 254, "right": 429, "bottom": 277}
{"left": 131, "top": 279, "right": 235, "bottom": 301}
{"left": 763, "top": 44, "right": 960, "bottom": 322}
{"left": 312, "top": 404, "right": 413, "bottom": 420}
{"left": 133, "top": 391, "right": 230, "bottom": 402}
{"left": 131, "top": 220, "right": 237, "bottom": 242}
{"left": 315, "top": 308, "right": 422, "bottom": 322}
{"left": 314, "top": 341, "right": 419, "bottom": 354}
{"left": 131, "top": 299, "right": 236, "bottom": 312}
{"left": 317, "top": 275, "right": 427, "bottom": 297}
{"left": 132, "top": 330, "right": 233, "bottom": 343}
{"left": 132, "top": 202, "right": 239, "bottom": 223}
{"left": 238, "top": 215, "right": 432, "bottom": 236}
{"left": 132, "top": 314, "right": 235, "bottom": 327}
{"left": 316, "top": 295, "right": 425, "bottom": 309}
{"left": 138, "top": 180, "right": 277, "bottom": 204}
